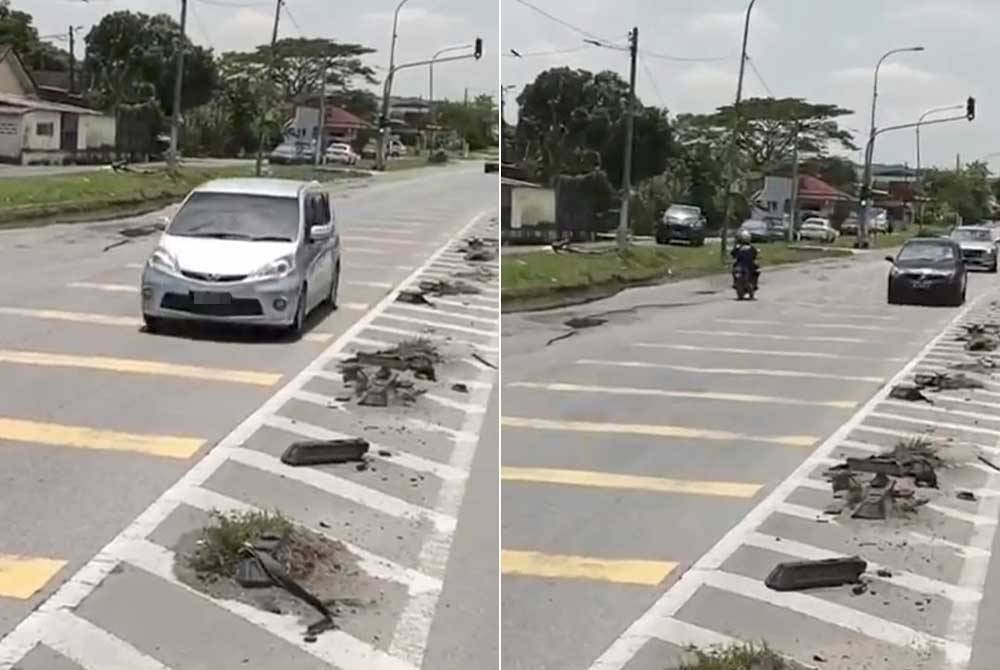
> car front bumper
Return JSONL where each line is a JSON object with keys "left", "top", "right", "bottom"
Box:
{"left": 961, "top": 250, "right": 996, "bottom": 269}
{"left": 660, "top": 223, "right": 702, "bottom": 240}
{"left": 141, "top": 264, "right": 302, "bottom": 326}
{"left": 890, "top": 275, "right": 960, "bottom": 304}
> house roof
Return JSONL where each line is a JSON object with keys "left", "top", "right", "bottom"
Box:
{"left": 0, "top": 92, "right": 100, "bottom": 115}
{"left": 325, "top": 106, "right": 371, "bottom": 129}
{"left": 797, "top": 175, "right": 852, "bottom": 201}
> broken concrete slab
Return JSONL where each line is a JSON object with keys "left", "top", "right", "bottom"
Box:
{"left": 765, "top": 556, "right": 867, "bottom": 591}
{"left": 281, "top": 439, "right": 370, "bottom": 466}
{"left": 852, "top": 481, "right": 894, "bottom": 520}
{"left": 419, "top": 278, "right": 481, "bottom": 296}
{"left": 396, "top": 290, "right": 435, "bottom": 306}
{"left": 889, "top": 384, "right": 933, "bottom": 403}
{"left": 913, "top": 371, "right": 985, "bottom": 391}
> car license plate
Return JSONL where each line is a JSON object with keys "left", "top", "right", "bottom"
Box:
{"left": 191, "top": 291, "right": 232, "bottom": 305}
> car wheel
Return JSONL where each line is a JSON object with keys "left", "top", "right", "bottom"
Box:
{"left": 327, "top": 262, "right": 340, "bottom": 309}
{"left": 655, "top": 233, "right": 668, "bottom": 245}
{"left": 288, "top": 285, "right": 307, "bottom": 337}
{"left": 991, "top": 259, "right": 998, "bottom": 274}
{"left": 887, "top": 283, "right": 900, "bottom": 305}
{"left": 143, "top": 314, "right": 167, "bottom": 333}
{"left": 692, "top": 237, "right": 705, "bottom": 247}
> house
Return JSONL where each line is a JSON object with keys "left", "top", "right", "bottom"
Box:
{"left": 501, "top": 177, "right": 555, "bottom": 243}
{"left": 0, "top": 48, "right": 115, "bottom": 165}
{"left": 287, "top": 105, "right": 373, "bottom": 149}
{"left": 751, "top": 175, "right": 853, "bottom": 221}
{"left": 389, "top": 96, "right": 430, "bottom": 119}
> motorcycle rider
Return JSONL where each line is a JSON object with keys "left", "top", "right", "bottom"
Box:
{"left": 731, "top": 229, "right": 760, "bottom": 290}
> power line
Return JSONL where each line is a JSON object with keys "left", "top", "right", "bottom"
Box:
{"left": 508, "top": 0, "right": 621, "bottom": 47}
{"left": 639, "top": 53, "right": 666, "bottom": 108}
{"left": 746, "top": 54, "right": 773, "bottom": 97}
{"left": 193, "top": 0, "right": 271, "bottom": 7}
{"left": 188, "top": 0, "right": 215, "bottom": 48}
{"left": 504, "top": 45, "right": 591, "bottom": 59}
{"left": 282, "top": 1, "right": 305, "bottom": 36}
{"left": 640, "top": 48, "right": 733, "bottom": 63}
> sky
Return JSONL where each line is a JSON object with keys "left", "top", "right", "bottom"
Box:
{"left": 501, "top": 0, "right": 1000, "bottom": 171}
{"left": 23, "top": 0, "right": 497, "bottom": 105}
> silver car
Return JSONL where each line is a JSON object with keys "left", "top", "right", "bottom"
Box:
{"left": 141, "top": 178, "right": 341, "bottom": 336}
{"left": 950, "top": 225, "right": 998, "bottom": 273}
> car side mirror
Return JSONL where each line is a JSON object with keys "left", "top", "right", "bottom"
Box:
{"left": 309, "top": 223, "right": 333, "bottom": 242}
{"left": 158, "top": 215, "right": 170, "bottom": 228}
{"left": 884, "top": 255, "right": 895, "bottom": 263}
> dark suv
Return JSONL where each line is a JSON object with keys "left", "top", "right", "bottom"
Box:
{"left": 656, "top": 204, "right": 707, "bottom": 246}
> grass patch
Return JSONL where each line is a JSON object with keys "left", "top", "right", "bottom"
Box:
{"left": 501, "top": 241, "right": 843, "bottom": 305}
{"left": 0, "top": 164, "right": 363, "bottom": 228}
{"left": 186, "top": 509, "right": 293, "bottom": 579}
{"left": 674, "top": 643, "right": 798, "bottom": 670}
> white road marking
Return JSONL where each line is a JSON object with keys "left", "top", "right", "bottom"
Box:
{"left": 68, "top": 281, "right": 136, "bottom": 293}
{"left": 342, "top": 235, "right": 427, "bottom": 245}
{"left": 364, "top": 323, "right": 499, "bottom": 352}
{"left": 587, "top": 293, "right": 989, "bottom": 670}
{"left": 424, "top": 393, "right": 487, "bottom": 414}
{"left": 39, "top": 610, "right": 170, "bottom": 670}
{"left": 635, "top": 342, "right": 905, "bottom": 362}
{"left": 880, "top": 399, "right": 1000, "bottom": 426}
{"left": 575, "top": 359, "right": 885, "bottom": 383}
{"left": 717, "top": 318, "right": 920, "bottom": 332}
{"left": 342, "top": 302, "right": 370, "bottom": 310}
{"left": 178, "top": 485, "right": 443, "bottom": 595}
{"left": 347, "top": 280, "right": 394, "bottom": 289}
{"left": 676, "top": 329, "right": 867, "bottom": 344}
{"left": 116, "top": 539, "right": 416, "bottom": 670}
{"left": 0, "top": 209, "right": 496, "bottom": 670}
{"left": 389, "top": 302, "right": 498, "bottom": 325}
{"left": 429, "top": 297, "right": 497, "bottom": 313}
{"left": 867, "top": 411, "right": 1000, "bottom": 438}
{"left": 701, "top": 570, "right": 969, "bottom": 664}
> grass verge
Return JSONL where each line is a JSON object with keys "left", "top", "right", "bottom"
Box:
{"left": 501, "top": 242, "right": 847, "bottom": 312}
{"left": 673, "top": 643, "right": 804, "bottom": 669}
{"left": 187, "top": 509, "right": 293, "bottom": 578}
{"left": 0, "top": 164, "right": 366, "bottom": 229}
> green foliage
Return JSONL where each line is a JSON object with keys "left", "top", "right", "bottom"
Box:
{"left": 84, "top": 11, "right": 218, "bottom": 117}
{"left": 435, "top": 94, "right": 497, "bottom": 151}
{"left": 676, "top": 643, "right": 792, "bottom": 670}
{"left": 187, "top": 510, "right": 293, "bottom": 577}
{"left": 0, "top": 0, "right": 69, "bottom": 71}
{"left": 923, "top": 161, "right": 993, "bottom": 225}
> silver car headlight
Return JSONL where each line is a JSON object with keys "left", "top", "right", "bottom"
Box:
{"left": 148, "top": 246, "right": 180, "bottom": 275}
{"left": 249, "top": 254, "right": 295, "bottom": 281}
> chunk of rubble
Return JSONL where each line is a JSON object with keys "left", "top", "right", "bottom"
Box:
{"left": 913, "top": 371, "right": 984, "bottom": 391}
{"left": 888, "top": 384, "right": 933, "bottom": 403}
{"left": 765, "top": 556, "right": 867, "bottom": 591}
{"left": 281, "top": 438, "right": 370, "bottom": 466}
{"left": 336, "top": 339, "right": 441, "bottom": 407}
{"left": 419, "top": 278, "right": 481, "bottom": 296}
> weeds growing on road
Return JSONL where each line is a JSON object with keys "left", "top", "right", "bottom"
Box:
{"left": 187, "top": 509, "right": 293, "bottom": 578}
{"left": 674, "top": 642, "right": 798, "bottom": 669}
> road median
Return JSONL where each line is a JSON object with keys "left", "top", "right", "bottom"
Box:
{"left": 501, "top": 242, "right": 852, "bottom": 312}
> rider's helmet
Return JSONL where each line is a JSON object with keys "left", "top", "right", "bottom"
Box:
{"left": 737, "top": 230, "right": 751, "bottom": 244}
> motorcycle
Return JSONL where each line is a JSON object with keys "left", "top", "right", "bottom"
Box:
{"left": 732, "top": 263, "right": 756, "bottom": 300}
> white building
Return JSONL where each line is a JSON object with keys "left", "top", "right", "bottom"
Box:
{"left": 0, "top": 48, "right": 115, "bottom": 165}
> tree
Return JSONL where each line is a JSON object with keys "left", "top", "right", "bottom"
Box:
{"left": 435, "top": 94, "right": 497, "bottom": 151}
{"left": 0, "top": 1, "right": 69, "bottom": 71}
{"left": 84, "top": 11, "right": 218, "bottom": 117}
{"left": 326, "top": 88, "right": 378, "bottom": 121}
{"left": 514, "top": 67, "right": 677, "bottom": 187}
{"left": 678, "top": 97, "right": 857, "bottom": 176}
{"left": 924, "top": 162, "right": 993, "bottom": 225}
{"left": 235, "top": 37, "right": 376, "bottom": 103}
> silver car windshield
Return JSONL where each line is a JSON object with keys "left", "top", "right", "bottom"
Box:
{"left": 952, "top": 229, "right": 992, "bottom": 242}
{"left": 168, "top": 193, "right": 300, "bottom": 242}
{"left": 667, "top": 205, "right": 699, "bottom": 217}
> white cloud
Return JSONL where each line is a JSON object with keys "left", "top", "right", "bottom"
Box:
{"left": 685, "top": 9, "right": 778, "bottom": 46}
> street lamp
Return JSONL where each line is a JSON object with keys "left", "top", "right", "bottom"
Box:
{"left": 916, "top": 104, "right": 963, "bottom": 178}
{"left": 720, "top": 0, "right": 757, "bottom": 260}
{"left": 377, "top": 0, "right": 412, "bottom": 170}
{"left": 857, "top": 45, "right": 924, "bottom": 247}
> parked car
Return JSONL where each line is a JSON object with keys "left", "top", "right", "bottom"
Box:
{"left": 141, "top": 178, "right": 341, "bottom": 337}
{"left": 655, "top": 204, "right": 706, "bottom": 246}
{"left": 950, "top": 225, "right": 999, "bottom": 272}
{"left": 886, "top": 238, "right": 967, "bottom": 306}
{"left": 269, "top": 140, "right": 314, "bottom": 165}
{"left": 389, "top": 140, "right": 408, "bottom": 158}
{"left": 324, "top": 143, "right": 360, "bottom": 165}
{"left": 840, "top": 215, "right": 859, "bottom": 235}
{"left": 799, "top": 217, "right": 839, "bottom": 243}
{"left": 738, "top": 218, "right": 772, "bottom": 243}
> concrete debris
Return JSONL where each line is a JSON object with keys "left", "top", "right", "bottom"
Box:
{"left": 337, "top": 340, "right": 441, "bottom": 407}
{"left": 419, "top": 278, "right": 481, "bottom": 295}
{"left": 281, "top": 439, "right": 370, "bottom": 466}
{"left": 824, "top": 440, "right": 939, "bottom": 519}
{"left": 852, "top": 480, "right": 894, "bottom": 519}
{"left": 957, "top": 490, "right": 978, "bottom": 502}
{"left": 396, "top": 290, "right": 435, "bottom": 306}
{"left": 765, "top": 556, "right": 867, "bottom": 591}
{"left": 461, "top": 236, "right": 497, "bottom": 263}
{"left": 241, "top": 543, "right": 334, "bottom": 624}
{"left": 235, "top": 532, "right": 290, "bottom": 588}
{"left": 876, "top": 568, "right": 893, "bottom": 578}
{"left": 565, "top": 316, "right": 608, "bottom": 330}
{"left": 888, "top": 384, "right": 933, "bottom": 403}
{"left": 453, "top": 265, "right": 497, "bottom": 281}
{"left": 451, "top": 383, "right": 469, "bottom": 393}
{"left": 472, "top": 352, "right": 497, "bottom": 369}
{"left": 979, "top": 455, "right": 1000, "bottom": 472}
{"left": 913, "top": 371, "right": 984, "bottom": 391}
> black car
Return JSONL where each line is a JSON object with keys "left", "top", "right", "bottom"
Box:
{"left": 656, "top": 204, "right": 706, "bottom": 246}
{"left": 887, "top": 238, "right": 967, "bottom": 306}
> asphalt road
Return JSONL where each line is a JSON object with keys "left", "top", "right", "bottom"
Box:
{"left": 0, "top": 164, "right": 498, "bottom": 670}
{"left": 501, "top": 253, "right": 1000, "bottom": 670}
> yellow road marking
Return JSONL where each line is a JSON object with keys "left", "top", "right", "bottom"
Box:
{"left": 0, "top": 418, "right": 204, "bottom": 459}
{"left": 502, "top": 466, "right": 762, "bottom": 498}
{"left": 507, "top": 381, "right": 856, "bottom": 409}
{"left": 0, "top": 307, "right": 139, "bottom": 327}
{"left": 0, "top": 349, "right": 281, "bottom": 386}
{"left": 502, "top": 550, "right": 677, "bottom": 585}
{"left": 0, "top": 555, "right": 66, "bottom": 599}
{"left": 68, "top": 282, "right": 136, "bottom": 293}
{"left": 501, "top": 416, "right": 816, "bottom": 448}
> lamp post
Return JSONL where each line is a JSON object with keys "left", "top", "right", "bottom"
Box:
{"left": 720, "top": 0, "right": 757, "bottom": 260}
{"left": 915, "top": 104, "right": 963, "bottom": 229}
{"left": 376, "top": 0, "right": 412, "bottom": 170}
{"left": 857, "top": 45, "right": 924, "bottom": 247}
{"left": 429, "top": 43, "right": 472, "bottom": 150}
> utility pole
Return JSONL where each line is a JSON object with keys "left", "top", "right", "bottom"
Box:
{"left": 314, "top": 65, "right": 326, "bottom": 168}
{"left": 376, "top": 0, "right": 411, "bottom": 171}
{"left": 787, "top": 124, "right": 800, "bottom": 243}
{"left": 168, "top": 0, "right": 188, "bottom": 171}
{"left": 956, "top": 153, "right": 961, "bottom": 174}
{"left": 616, "top": 26, "right": 638, "bottom": 251}
{"left": 254, "top": 0, "right": 283, "bottom": 177}
{"left": 68, "top": 25, "right": 77, "bottom": 95}
{"left": 464, "top": 87, "right": 468, "bottom": 107}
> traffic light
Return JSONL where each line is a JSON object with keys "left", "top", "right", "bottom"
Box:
{"left": 474, "top": 37, "right": 482, "bottom": 60}
{"left": 967, "top": 96, "right": 976, "bottom": 121}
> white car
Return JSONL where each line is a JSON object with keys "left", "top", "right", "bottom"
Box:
{"left": 799, "top": 218, "right": 839, "bottom": 243}
{"left": 324, "top": 143, "right": 360, "bottom": 165}
{"left": 141, "top": 178, "right": 341, "bottom": 337}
